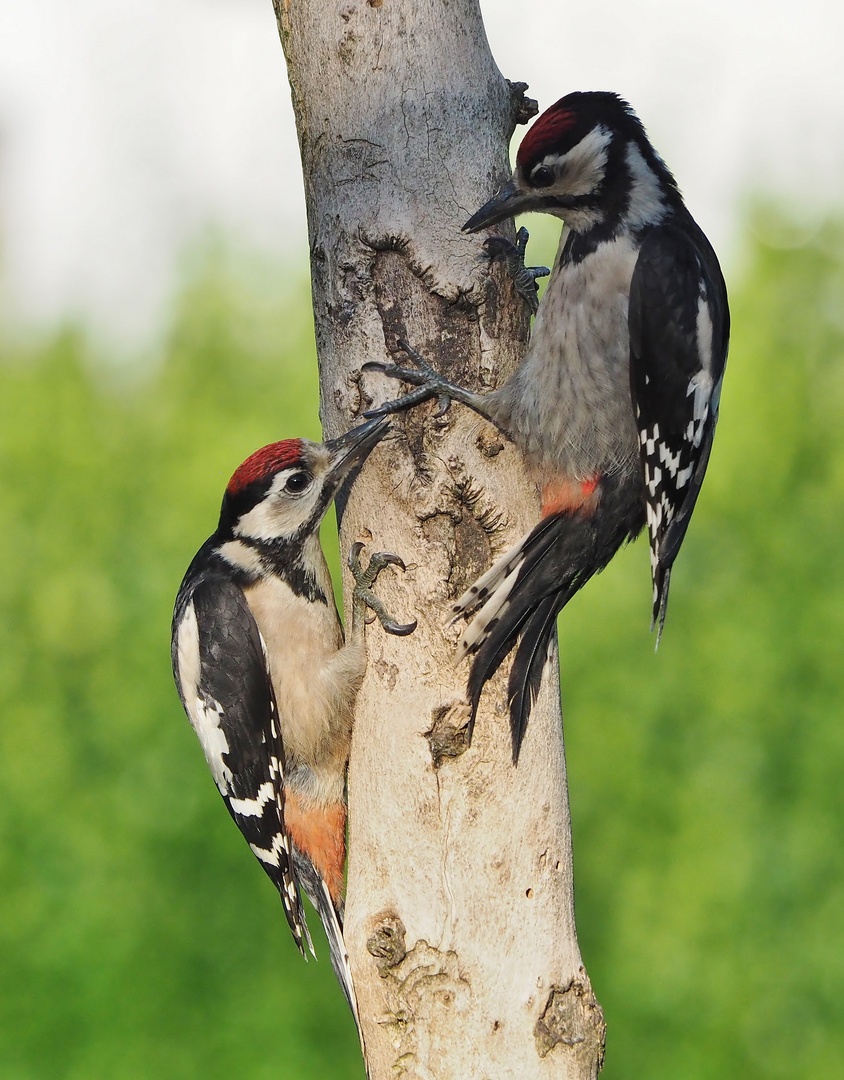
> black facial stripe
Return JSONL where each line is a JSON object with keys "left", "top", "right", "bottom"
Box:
{"left": 208, "top": 534, "right": 330, "bottom": 605}
{"left": 253, "top": 537, "right": 330, "bottom": 604}
{"left": 560, "top": 220, "right": 620, "bottom": 264}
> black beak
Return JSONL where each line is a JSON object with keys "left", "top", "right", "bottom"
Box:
{"left": 323, "top": 416, "right": 391, "bottom": 494}
{"left": 462, "top": 178, "right": 537, "bottom": 233}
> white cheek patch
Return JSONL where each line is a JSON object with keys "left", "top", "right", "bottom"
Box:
{"left": 234, "top": 474, "right": 321, "bottom": 541}
{"left": 550, "top": 125, "right": 612, "bottom": 198}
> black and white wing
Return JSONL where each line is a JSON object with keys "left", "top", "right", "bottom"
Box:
{"left": 628, "top": 220, "right": 729, "bottom": 639}
{"left": 171, "top": 573, "right": 313, "bottom": 956}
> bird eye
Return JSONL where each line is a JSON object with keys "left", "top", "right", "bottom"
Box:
{"left": 530, "top": 164, "right": 555, "bottom": 188}
{"left": 283, "top": 471, "right": 312, "bottom": 495}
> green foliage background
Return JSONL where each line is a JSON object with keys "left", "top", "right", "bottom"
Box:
{"left": 1, "top": 217, "right": 842, "bottom": 1078}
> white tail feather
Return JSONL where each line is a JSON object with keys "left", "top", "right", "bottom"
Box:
{"left": 454, "top": 558, "right": 524, "bottom": 664}
{"left": 450, "top": 536, "right": 530, "bottom": 624}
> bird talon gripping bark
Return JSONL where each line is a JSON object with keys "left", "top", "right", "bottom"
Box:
{"left": 349, "top": 542, "right": 417, "bottom": 637}
{"left": 483, "top": 227, "right": 550, "bottom": 314}
{"left": 363, "top": 339, "right": 493, "bottom": 424}
{"left": 362, "top": 341, "right": 458, "bottom": 419}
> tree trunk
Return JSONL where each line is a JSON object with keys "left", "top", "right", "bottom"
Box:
{"left": 273, "top": 2, "right": 605, "bottom": 1076}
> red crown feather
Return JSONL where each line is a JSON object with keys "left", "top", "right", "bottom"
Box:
{"left": 516, "top": 102, "right": 577, "bottom": 170}
{"left": 227, "top": 440, "right": 304, "bottom": 495}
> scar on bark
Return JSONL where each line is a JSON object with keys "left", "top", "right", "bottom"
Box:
{"left": 368, "top": 249, "right": 482, "bottom": 470}
{"left": 367, "top": 913, "right": 408, "bottom": 976}
{"left": 533, "top": 972, "right": 606, "bottom": 1068}
{"left": 425, "top": 702, "right": 472, "bottom": 767}
{"left": 445, "top": 473, "right": 506, "bottom": 598}
{"left": 373, "top": 940, "right": 472, "bottom": 1073}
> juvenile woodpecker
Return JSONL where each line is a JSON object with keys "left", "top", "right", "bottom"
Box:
{"left": 365, "top": 91, "right": 729, "bottom": 759}
{"left": 171, "top": 417, "right": 415, "bottom": 1017}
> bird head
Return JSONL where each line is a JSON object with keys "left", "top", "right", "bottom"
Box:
{"left": 464, "top": 91, "right": 678, "bottom": 236}
{"left": 218, "top": 416, "right": 390, "bottom": 544}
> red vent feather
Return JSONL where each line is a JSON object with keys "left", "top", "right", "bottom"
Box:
{"left": 227, "top": 440, "right": 304, "bottom": 494}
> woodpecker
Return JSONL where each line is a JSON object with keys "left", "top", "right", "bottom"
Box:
{"left": 364, "top": 91, "right": 729, "bottom": 759}
{"left": 171, "top": 417, "right": 415, "bottom": 1018}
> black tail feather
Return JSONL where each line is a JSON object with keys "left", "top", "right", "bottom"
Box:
{"left": 462, "top": 475, "right": 645, "bottom": 756}
{"left": 464, "top": 514, "right": 597, "bottom": 748}
{"left": 466, "top": 600, "right": 534, "bottom": 740}
{"left": 507, "top": 591, "right": 566, "bottom": 762}
{"left": 652, "top": 565, "right": 671, "bottom": 647}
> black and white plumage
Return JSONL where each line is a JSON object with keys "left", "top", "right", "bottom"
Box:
{"left": 176, "top": 573, "right": 308, "bottom": 939}
{"left": 628, "top": 221, "right": 726, "bottom": 630}
{"left": 365, "top": 91, "right": 728, "bottom": 758}
{"left": 171, "top": 416, "right": 415, "bottom": 1020}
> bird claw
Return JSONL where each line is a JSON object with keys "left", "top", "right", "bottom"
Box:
{"left": 483, "top": 227, "right": 550, "bottom": 314}
{"left": 362, "top": 340, "right": 456, "bottom": 419}
{"left": 349, "top": 543, "right": 417, "bottom": 637}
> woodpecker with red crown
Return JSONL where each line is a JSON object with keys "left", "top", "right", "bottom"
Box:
{"left": 365, "top": 91, "right": 729, "bottom": 760}
{"left": 171, "top": 417, "right": 414, "bottom": 1020}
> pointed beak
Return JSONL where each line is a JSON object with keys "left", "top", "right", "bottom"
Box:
{"left": 323, "top": 416, "right": 391, "bottom": 494}
{"left": 462, "top": 178, "right": 537, "bottom": 232}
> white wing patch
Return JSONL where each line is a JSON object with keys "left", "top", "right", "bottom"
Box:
{"left": 248, "top": 830, "right": 289, "bottom": 869}
{"left": 645, "top": 462, "right": 662, "bottom": 497}
{"left": 192, "top": 697, "right": 234, "bottom": 793}
{"left": 640, "top": 422, "right": 661, "bottom": 455}
{"left": 658, "top": 442, "right": 682, "bottom": 478}
{"left": 696, "top": 292, "right": 714, "bottom": 373}
{"left": 685, "top": 370, "right": 714, "bottom": 449}
{"left": 176, "top": 602, "right": 234, "bottom": 793}
{"left": 229, "top": 781, "right": 275, "bottom": 818}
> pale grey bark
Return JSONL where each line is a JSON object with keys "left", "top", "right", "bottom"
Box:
{"left": 273, "top": 2, "right": 605, "bottom": 1076}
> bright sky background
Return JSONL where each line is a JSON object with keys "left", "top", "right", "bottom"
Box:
{"left": 1, "top": 0, "right": 842, "bottom": 347}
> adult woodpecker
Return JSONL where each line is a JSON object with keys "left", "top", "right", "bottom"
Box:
{"left": 364, "top": 91, "right": 729, "bottom": 759}
{"left": 171, "top": 417, "right": 415, "bottom": 1018}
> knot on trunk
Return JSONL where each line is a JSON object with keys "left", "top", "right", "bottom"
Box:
{"left": 507, "top": 80, "right": 539, "bottom": 126}
{"left": 367, "top": 913, "right": 408, "bottom": 976}
{"left": 425, "top": 702, "right": 472, "bottom": 767}
{"left": 534, "top": 969, "right": 606, "bottom": 1073}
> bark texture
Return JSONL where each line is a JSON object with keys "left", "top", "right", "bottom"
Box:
{"left": 273, "top": 2, "right": 605, "bottom": 1076}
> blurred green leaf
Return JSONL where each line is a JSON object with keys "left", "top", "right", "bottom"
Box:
{"left": 1, "top": 215, "right": 842, "bottom": 1078}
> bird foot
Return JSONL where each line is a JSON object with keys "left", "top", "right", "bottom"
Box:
{"left": 484, "top": 227, "right": 550, "bottom": 314}
{"left": 349, "top": 542, "right": 417, "bottom": 636}
{"left": 362, "top": 340, "right": 457, "bottom": 419}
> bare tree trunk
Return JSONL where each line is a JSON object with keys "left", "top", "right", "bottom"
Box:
{"left": 273, "top": 2, "right": 605, "bottom": 1076}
